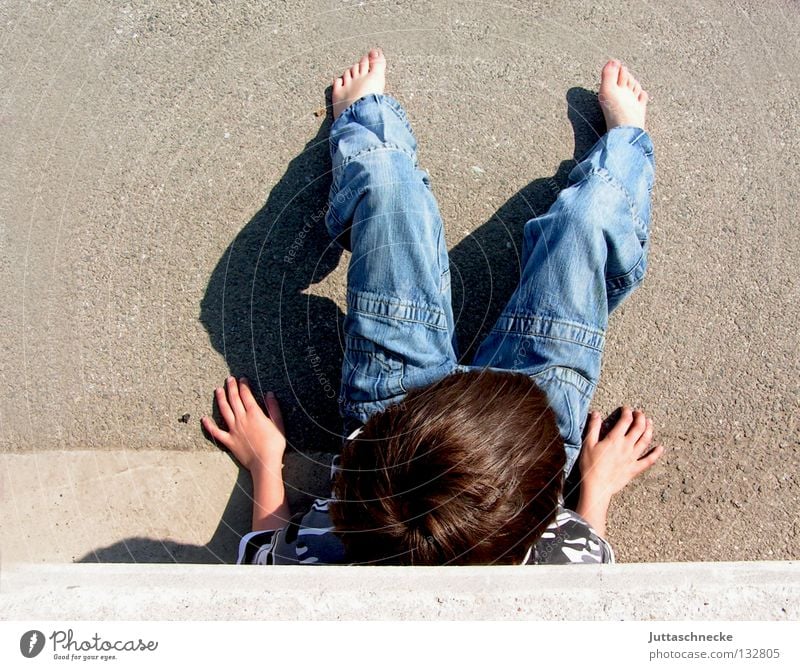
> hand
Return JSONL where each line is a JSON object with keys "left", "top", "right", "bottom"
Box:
{"left": 580, "top": 406, "right": 664, "bottom": 502}
{"left": 201, "top": 376, "right": 286, "bottom": 473}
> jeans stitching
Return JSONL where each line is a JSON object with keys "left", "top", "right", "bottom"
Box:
{"left": 630, "top": 129, "right": 656, "bottom": 159}
{"left": 587, "top": 167, "right": 647, "bottom": 234}
{"left": 347, "top": 287, "right": 445, "bottom": 311}
{"left": 559, "top": 368, "right": 596, "bottom": 397}
{"left": 606, "top": 257, "right": 646, "bottom": 295}
{"left": 325, "top": 199, "right": 344, "bottom": 228}
{"left": 347, "top": 305, "right": 450, "bottom": 331}
{"left": 347, "top": 288, "right": 448, "bottom": 322}
{"left": 490, "top": 314, "right": 605, "bottom": 350}
{"left": 528, "top": 365, "right": 596, "bottom": 395}
{"left": 494, "top": 331, "right": 604, "bottom": 353}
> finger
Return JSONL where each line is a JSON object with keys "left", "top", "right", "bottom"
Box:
{"left": 633, "top": 444, "right": 664, "bottom": 476}
{"left": 634, "top": 418, "right": 654, "bottom": 457}
{"left": 264, "top": 391, "right": 286, "bottom": 436}
{"left": 626, "top": 409, "right": 648, "bottom": 444}
{"left": 215, "top": 386, "right": 235, "bottom": 428}
{"left": 582, "top": 411, "right": 602, "bottom": 447}
{"left": 226, "top": 376, "right": 246, "bottom": 417}
{"left": 238, "top": 377, "right": 259, "bottom": 412}
{"left": 608, "top": 406, "right": 634, "bottom": 440}
{"left": 201, "top": 415, "right": 232, "bottom": 448}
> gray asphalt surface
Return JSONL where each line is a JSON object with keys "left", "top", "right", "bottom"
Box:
{"left": 1, "top": 0, "right": 798, "bottom": 563}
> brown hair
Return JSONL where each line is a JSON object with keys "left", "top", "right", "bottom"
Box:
{"left": 330, "top": 368, "right": 565, "bottom": 565}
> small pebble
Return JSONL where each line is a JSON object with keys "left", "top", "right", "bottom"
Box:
{"left": 179, "top": 413, "right": 191, "bottom": 423}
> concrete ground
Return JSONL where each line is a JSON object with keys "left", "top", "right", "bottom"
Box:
{"left": 1, "top": 0, "right": 798, "bottom": 565}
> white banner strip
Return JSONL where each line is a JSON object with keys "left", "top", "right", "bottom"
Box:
{"left": 0, "top": 621, "right": 797, "bottom": 669}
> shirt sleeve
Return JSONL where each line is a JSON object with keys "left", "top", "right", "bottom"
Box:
{"left": 235, "top": 502, "right": 346, "bottom": 565}
{"left": 236, "top": 528, "right": 282, "bottom": 565}
{"left": 234, "top": 445, "right": 360, "bottom": 566}
{"left": 529, "top": 508, "right": 615, "bottom": 564}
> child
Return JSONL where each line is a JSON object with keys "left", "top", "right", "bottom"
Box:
{"left": 201, "top": 49, "right": 663, "bottom": 565}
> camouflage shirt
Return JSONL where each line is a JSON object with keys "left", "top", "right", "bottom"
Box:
{"left": 237, "top": 442, "right": 614, "bottom": 566}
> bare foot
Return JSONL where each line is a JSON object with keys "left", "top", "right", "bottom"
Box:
{"left": 331, "top": 48, "right": 386, "bottom": 120}
{"left": 598, "top": 59, "right": 648, "bottom": 131}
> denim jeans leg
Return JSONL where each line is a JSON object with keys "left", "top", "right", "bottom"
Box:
{"left": 325, "top": 94, "right": 459, "bottom": 435}
{"left": 469, "top": 126, "right": 656, "bottom": 473}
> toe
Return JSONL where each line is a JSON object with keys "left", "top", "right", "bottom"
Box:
{"left": 342, "top": 68, "right": 352, "bottom": 85}
{"left": 602, "top": 59, "right": 620, "bottom": 84}
{"left": 633, "top": 81, "right": 642, "bottom": 96}
{"left": 638, "top": 90, "right": 649, "bottom": 104}
{"left": 350, "top": 64, "right": 360, "bottom": 79}
{"left": 358, "top": 53, "right": 370, "bottom": 75}
{"left": 618, "top": 65, "right": 629, "bottom": 87}
{"left": 369, "top": 47, "right": 386, "bottom": 72}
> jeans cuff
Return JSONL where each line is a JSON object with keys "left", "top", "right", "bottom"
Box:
{"left": 331, "top": 93, "right": 413, "bottom": 131}
{"left": 605, "top": 125, "right": 655, "bottom": 161}
{"left": 328, "top": 93, "right": 417, "bottom": 162}
{"left": 572, "top": 125, "right": 655, "bottom": 199}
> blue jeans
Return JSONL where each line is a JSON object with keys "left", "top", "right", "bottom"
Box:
{"left": 325, "top": 94, "right": 655, "bottom": 475}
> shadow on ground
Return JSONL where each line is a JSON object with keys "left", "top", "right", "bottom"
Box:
{"left": 79, "top": 87, "right": 605, "bottom": 563}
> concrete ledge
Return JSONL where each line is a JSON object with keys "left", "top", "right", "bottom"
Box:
{"left": 1, "top": 561, "right": 798, "bottom": 620}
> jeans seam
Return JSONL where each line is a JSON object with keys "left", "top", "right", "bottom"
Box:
{"left": 348, "top": 305, "right": 450, "bottom": 331}
{"left": 347, "top": 287, "right": 444, "bottom": 310}
{"left": 606, "top": 126, "right": 655, "bottom": 158}
{"left": 326, "top": 200, "right": 344, "bottom": 228}
{"left": 629, "top": 129, "right": 655, "bottom": 158}
{"left": 606, "top": 256, "right": 646, "bottom": 295}
{"left": 379, "top": 94, "right": 416, "bottom": 135}
{"left": 500, "top": 331, "right": 604, "bottom": 353}
{"left": 530, "top": 365, "right": 596, "bottom": 396}
{"left": 347, "top": 288, "right": 448, "bottom": 327}
{"left": 560, "top": 377, "right": 593, "bottom": 397}
{"left": 344, "top": 342, "right": 403, "bottom": 372}
{"left": 587, "top": 167, "right": 647, "bottom": 235}
{"left": 490, "top": 315, "right": 605, "bottom": 352}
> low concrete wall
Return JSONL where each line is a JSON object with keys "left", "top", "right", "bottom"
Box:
{"left": 2, "top": 562, "right": 797, "bottom": 620}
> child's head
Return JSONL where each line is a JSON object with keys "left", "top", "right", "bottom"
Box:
{"left": 330, "top": 369, "right": 565, "bottom": 565}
